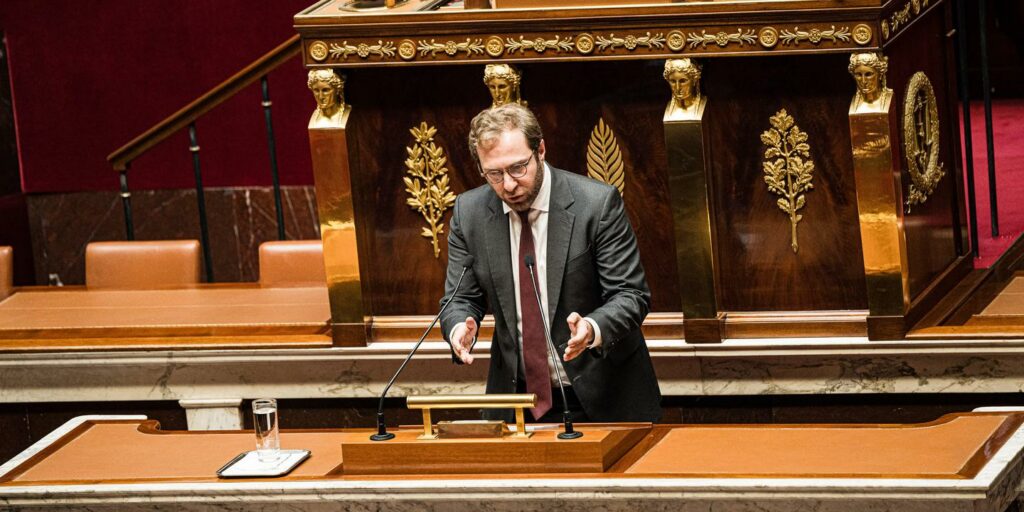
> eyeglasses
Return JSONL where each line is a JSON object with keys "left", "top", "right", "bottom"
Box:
{"left": 480, "top": 152, "right": 536, "bottom": 184}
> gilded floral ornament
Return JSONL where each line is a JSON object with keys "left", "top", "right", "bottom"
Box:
{"left": 329, "top": 41, "right": 397, "bottom": 60}
{"left": 586, "top": 119, "right": 625, "bottom": 198}
{"left": 761, "top": 109, "right": 815, "bottom": 253}
{"left": 902, "top": 72, "right": 944, "bottom": 212}
{"left": 687, "top": 29, "right": 757, "bottom": 49}
{"left": 595, "top": 32, "right": 666, "bottom": 51}
{"left": 505, "top": 35, "right": 574, "bottom": 54}
{"left": 417, "top": 38, "right": 485, "bottom": 57}
{"left": 404, "top": 123, "right": 457, "bottom": 258}
{"left": 308, "top": 41, "right": 329, "bottom": 62}
{"left": 576, "top": 33, "right": 596, "bottom": 54}
{"left": 779, "top": 26, "right": 851, "bottom": 45}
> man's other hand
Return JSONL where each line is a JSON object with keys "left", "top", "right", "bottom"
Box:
{"left": 564, "top": 312, "right": 593, "bottom": 362}
{"left": 451, "top": 316, "right": 478, "bottom": 364}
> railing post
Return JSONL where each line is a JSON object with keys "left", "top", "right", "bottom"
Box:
{"left": 261, "top": 76, "right": 286, "bottom": 241}
{"left": 119, "top": 164, "right": 135, "bottom": 241}
{"left": 955, "top": 0, "right": 978, "bottom": 257}
{"left": 978, "top": 0, "right": 999, "bottom": 237}
{"left": 188, "top": 123, "right": 215, "bottom": 282}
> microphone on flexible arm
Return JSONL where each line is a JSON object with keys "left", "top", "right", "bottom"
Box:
{"left": 523, "top": 254, "right": 583, "bottom": 440}
{"left": 370, "top": 255, "right": 476, "bottom": 441}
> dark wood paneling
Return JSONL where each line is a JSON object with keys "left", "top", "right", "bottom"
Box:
{"left": 346, "top": 61, "right": 680, "bottom": 316}
{"left": 705, "top": 55, "right": 868, "bottom": 312}
{"left": 886, "top": 2, "right": 964, "bottom": 302}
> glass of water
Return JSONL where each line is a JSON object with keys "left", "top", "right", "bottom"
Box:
{"left": 252, "top": 398, "right": 280, "bottom": 462}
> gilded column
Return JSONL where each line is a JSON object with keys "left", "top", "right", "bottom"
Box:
{"left": 662, "top": 58, "right": 723, "bottom": 343}
{"left": 848, "top": 53, "right": 910, "bottom": 327}
{"left": 307, "top": 69, "right": 367, "bottom": 346}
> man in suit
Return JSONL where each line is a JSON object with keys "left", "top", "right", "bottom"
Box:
{"left": 440, "top": 103, "right": 661, "bottom": 423}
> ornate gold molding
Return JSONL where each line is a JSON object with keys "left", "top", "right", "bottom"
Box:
{"left": 761, "top": 109, "right": 815, "bottom": 253}
{"left": 779, "top": 26, "right": 851, "bottom": 45}
{"left": 418, "top": 38, "right": 486, "bottom": 57}
{"left": 305, "top": 23, "right": 868, "bottom": 65}
{"left": 404, "top": 123, "right": 457, "bottom": 258}
{"left": 505, "top": 35, "right": 575, "bottom": 54}
{"left": 586, "top": 118, "right": 625, "bottom": 198}
{"left": 902, "top": 71, "right": 944, "bottom": 211}
{"left": 329, "top": 41, "right": 397, "bottom": 60}
{"left": 883, "top": 0, "right": 932, "bottom": 41}
{"left": 686, "top": 29, "right": 757, "bottom": 49}
{"left": 596, "top": 32, "right": 666, "bottom": 51}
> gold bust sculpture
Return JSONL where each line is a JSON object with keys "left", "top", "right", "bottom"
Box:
{"left": 307, "top": 69, "right": 346, "bottom": 128}
{"left": 663, "top": 59, "right": 702, "bottom": 114}
{"left": 483, "top": 64, "right": 524, "bottom": 108}
{"left": 848, "top": 52, "right": 891, "bottom": 105}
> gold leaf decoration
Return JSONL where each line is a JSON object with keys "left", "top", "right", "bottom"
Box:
{"left": 760, "top": 109, "right": 815, "bottom": 253}
{"left": 586, "top": 118, "right": 625, "bottom": 198}
{"left": 404, "top": 122, "right": 457, "bottom": 258}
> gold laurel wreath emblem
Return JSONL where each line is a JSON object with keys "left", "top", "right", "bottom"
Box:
{"left": 404, "top": 123, "right": 457, "bottom": 258}
{"left": 761, "top": 109, "right": 815, "bottom": 253}
{"left": 586, "top": 118, "right": 625, "bottom": 198}
{"left": 903, "top": 71, "right": 945, "bottom": 212}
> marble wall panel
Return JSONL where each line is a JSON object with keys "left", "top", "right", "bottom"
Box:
{"left": 26, "top": 186, "right": 319, "bottom": 285}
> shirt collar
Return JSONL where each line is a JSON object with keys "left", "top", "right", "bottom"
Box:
{"left": 502, "top": 161, "right": 552, "bottom": 215}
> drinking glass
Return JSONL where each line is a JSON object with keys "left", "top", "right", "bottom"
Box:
{"left": 252, "top": 398, "right": 280, "bottom": 462}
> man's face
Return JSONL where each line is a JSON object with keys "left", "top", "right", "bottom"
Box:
{"left": 477, "top": 129, "right": 546, "bottom": 212}
{"left": 311, "top": 81, "right": 337, "bottom": 111}
{"left": 487, "top": 77, "right": 512, "bottom": 106}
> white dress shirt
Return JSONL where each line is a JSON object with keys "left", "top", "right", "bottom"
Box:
{"left": 453, "top": 162, "right": 602, "bottom": 386}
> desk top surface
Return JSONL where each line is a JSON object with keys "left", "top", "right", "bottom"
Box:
{"left": 2, "top": 413, "right": 1021, "bottom": 486}
{"left": 0, "top": 286, "right": 332, "bottom": 351}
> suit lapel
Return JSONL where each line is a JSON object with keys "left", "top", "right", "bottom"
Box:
{"left": 545, "top": 168, "right": 575, "bottom": 331}
{"left": 485, "top": 194, "right": 518, "bottom": 341}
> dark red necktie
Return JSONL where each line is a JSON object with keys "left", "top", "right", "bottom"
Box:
{"left": 517, "top": 210, "right": 552, "bottom": 420}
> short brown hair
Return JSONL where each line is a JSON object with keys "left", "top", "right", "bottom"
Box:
{"left": 467, "top": 103, "right": 543, "bottom": 167}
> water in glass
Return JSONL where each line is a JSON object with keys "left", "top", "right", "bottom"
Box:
{"left": 253, "top": 398, "right": 280, "bottom": 462}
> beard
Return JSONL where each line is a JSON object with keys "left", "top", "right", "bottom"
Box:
{"left": 505, "top": 160, "right": 544, "bottom": 212}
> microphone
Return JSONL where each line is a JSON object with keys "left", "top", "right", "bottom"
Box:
{"left": 523, "top": 254, "right": 583, "bottom": 440}
{"left": 371, "top": 255, "right": 475, "bottom": 441}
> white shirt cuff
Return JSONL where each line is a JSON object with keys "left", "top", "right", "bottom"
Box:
{"left": 583, "top": 317, "right": 602, "bottom": 349}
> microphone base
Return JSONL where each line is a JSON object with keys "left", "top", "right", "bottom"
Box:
{"left": 557, "top": 430, "right": 584, "bottom": 440}
{"left": 370, "top": 432, "right": 396, "bottom": 441}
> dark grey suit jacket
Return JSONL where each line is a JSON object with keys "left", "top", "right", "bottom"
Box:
{"left": 440, "top": 167, "right": 662, "bottom": 422}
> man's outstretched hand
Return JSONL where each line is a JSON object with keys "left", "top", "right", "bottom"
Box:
{"left": 564, "top": 312, "right": 593, "bottom": 362}
{"left": 451, "top": 316, "right": 478, "bottom": 364}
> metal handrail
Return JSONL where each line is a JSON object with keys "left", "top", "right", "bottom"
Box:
{"left": 106, "top": 35, "right": 300, "bottom": 171}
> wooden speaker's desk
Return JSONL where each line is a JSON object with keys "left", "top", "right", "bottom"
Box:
{"left": 2, "top": 413, "right": 1024, "bottom": 511}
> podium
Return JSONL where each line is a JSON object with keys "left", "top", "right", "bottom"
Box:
{"left": 341, "top": 424, "right": 651, "bottom": 475}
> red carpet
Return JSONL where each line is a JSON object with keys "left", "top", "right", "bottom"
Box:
{"left": 960, "top": 99, "right": 1024, "bottom": 268}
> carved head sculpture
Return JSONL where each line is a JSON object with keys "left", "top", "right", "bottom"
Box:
{"left": 848, "top": 52, "right": 889, "bottom": 104}
{"left": 307, "top": 69, "right": 346, "bottom": 117}
{"left": 483, "top": 64, "right": 523, "bottom": 108}
{"left": 663, "top": 58, "right": 702, "bottom": 110}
